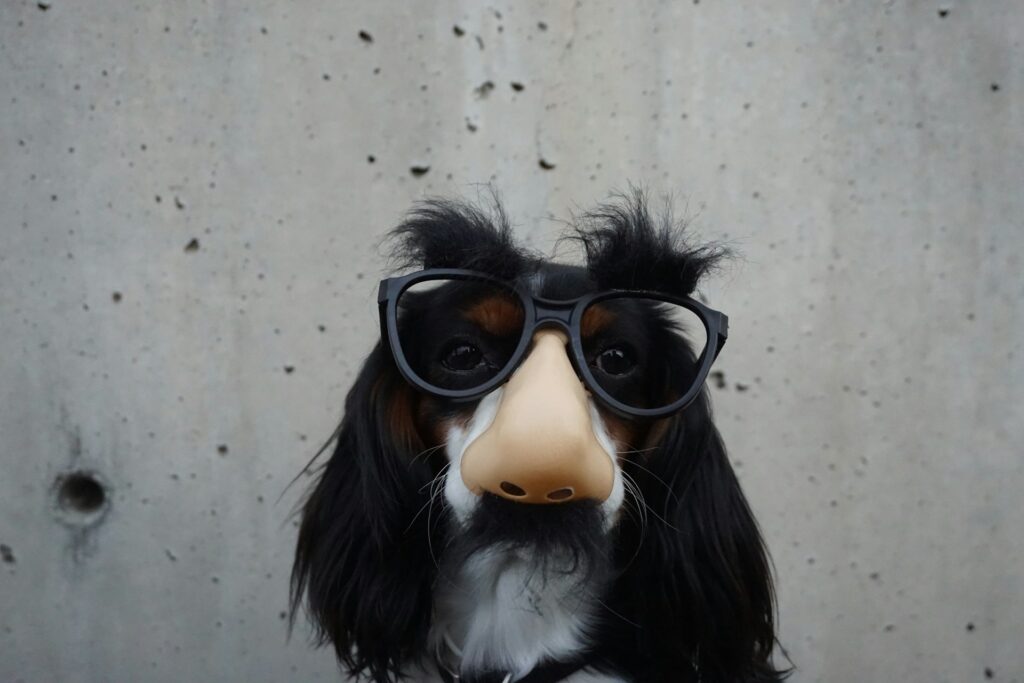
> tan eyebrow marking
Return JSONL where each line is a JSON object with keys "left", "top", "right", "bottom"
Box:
{"left": 581, "top": 304, "right": 616, "bottom": 338}
{"left": 464, "top": 296, "right": 525, "bottom": 337}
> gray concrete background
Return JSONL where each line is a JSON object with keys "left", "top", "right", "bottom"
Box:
{"left": 1, "top": 1, "right": 1021, "bottom": 681}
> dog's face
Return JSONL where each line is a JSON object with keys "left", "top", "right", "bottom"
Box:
{"left": 291, "top": 193, "right": 783, "bottom": 683}
{"left": 408, "top": 266, "right": 629, "bottom": 529}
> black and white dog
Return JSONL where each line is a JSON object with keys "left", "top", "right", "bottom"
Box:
{"left": 291, "top": 192, "right": 785, "bottom": 683}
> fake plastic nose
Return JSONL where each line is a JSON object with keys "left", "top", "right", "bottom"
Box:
{"left": 461, "top": 330, "right": 614, "bottom": 504}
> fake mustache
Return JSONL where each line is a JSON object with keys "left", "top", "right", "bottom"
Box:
{"left": 442, "top": 494, "right": 612, "bottom": 582}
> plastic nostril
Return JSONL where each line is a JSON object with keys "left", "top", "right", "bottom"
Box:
{"left": 499, "top": 481, "right": 527, "bottom": 497}
{"left": 546, "top": 487, "right": 574, "bottom": 501}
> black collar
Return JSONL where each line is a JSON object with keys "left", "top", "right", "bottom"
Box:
{"left": 436, "top": 655, "right": 592, "bottom": 683}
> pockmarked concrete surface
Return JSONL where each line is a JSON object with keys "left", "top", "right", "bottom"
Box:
{"left": 1, "top": 2, "right": 1021, "bottom": 681}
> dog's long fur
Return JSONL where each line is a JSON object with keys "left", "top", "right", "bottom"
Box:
{"left": 291, "top": 191, "right": 786, "bottom": 683}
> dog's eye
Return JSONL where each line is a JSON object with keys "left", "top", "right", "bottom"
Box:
{"left": 594, "top": 346, "right": 636, "bottom": 376}
{"left": 441, "top": 341, "right": 485, "bottom": 372}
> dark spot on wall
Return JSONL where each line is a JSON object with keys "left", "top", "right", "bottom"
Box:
{"left": 735, "top": 382, "right": 749, "bottom": 392}
{"left": 260, "top": 26, "right": 268, "bottom": 35}
{"left": 475, "top": 35, "right": 485, "bottom": 50}
{"left": 511, "top": 81, "right": 525, "bottom": 92}
{"left": 165, "top": 549, "right": 178, "bottom": 562}
{"left": 474, "top": 80, "right": 495, "bottom": 98}
{"left": 984, "top": 668, "right": 994, "bottom": 679}
{"left": 155, "top": 194, "right": 162, "bottom": 203}
{"left": 367, "top": 155, "right": 376, "bottom": 164}
{"left": 37, "top": 1, "right": 51, "bottom": 10}
{"left": 538, "top": 158, "right": 556, "bottom": 170}
{"left": 938, "top": 9, "right": 949, "bottom": 18}
{"left": 453, "top": 25, "right": 465, "bottom": 37}
{"left": 0, "top": 544, "right": 14, "bottom": 564}
{"left": 284, "top": 365, "right": 295, "bottom": 374}
{"left": 410, "top": 165, "right": 430, "bottom": 177}
{"left": 537, "top": 21, "right": 548, "bottom": 30}
{"left": 317, "top": 324, "right": 326, "bottom": 332}
{"left": 111, "top": 291, "right": 122, "bottom": 303}
{"left": 50, "top": 194, "right": 58, "bottom": 202}
{"left": 184, "top": 238, "right": 200, "bottom": 253}
{"left": 217, "top": 444, "right": 229, "bottom": 455}
{"left": 358, "top": 30, "right": 373, "bottom": 43}
{"left": 966, "top": 622, "right": 975, "bottom": 632}
{"left": 56, "top": 471, "right": 106, "bottom": 515}
{"left": 174, "top": 196, "right": 185, "bottom": 210}
{"left": 991, "top": 83, "right": 1000, "bottom": 92}
{"left": 883, "top": 624, "right": 895, "bottom": 632}
{"left": 709, "top": 370, "right": 727, "bottom": 389}
{"left": 322, "top": 73, "right": 331, "bottom": 81}
{"left": 466, "top": 117, "right": 478, "bottom": 132}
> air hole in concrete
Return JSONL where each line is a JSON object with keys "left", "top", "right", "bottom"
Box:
{"left": 0, "top": 544, "right": 14, "bottom": 564}
{"left": 547, "top": 487, "right": 573, "bottom": 501}
{"left": 499, "top": 481, "right": 526, "bottom": 497}
{"left": 57, "top": 472, "right": 106, "bottom": 515}
{"left": 474, "top": 80, "right": 495, "bottom": 98}
{"left": 358, "top": 30, "right": 373, "bottom": 43}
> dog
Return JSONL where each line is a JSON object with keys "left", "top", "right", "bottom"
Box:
{"left": 291, "top": 191, "right": 785, "bottom": 683}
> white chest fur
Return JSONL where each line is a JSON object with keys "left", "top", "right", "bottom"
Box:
{"left": 429, "top": 546, "right": 604, "bottom": 681}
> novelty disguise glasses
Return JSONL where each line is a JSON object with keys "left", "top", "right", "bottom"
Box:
{"left": 378, "top": 268, "right": 728, "bottom": 418}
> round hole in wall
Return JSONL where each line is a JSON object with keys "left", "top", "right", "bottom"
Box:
{"left": 57, "top": 471, "right": 106, "bottom": 514}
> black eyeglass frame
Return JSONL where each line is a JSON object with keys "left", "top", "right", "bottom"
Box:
{"left": 377, "top": 268, "right": 728, "bottom": 419}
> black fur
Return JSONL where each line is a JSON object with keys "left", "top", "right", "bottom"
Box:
{"left": 291, "top": 192, "right": 786, "bottom": 683}
{"left": 568, "top": 188, "right": 728, "bottom": 297}
{"left": 594, "top": 392, "right": 782, "bottom": 682}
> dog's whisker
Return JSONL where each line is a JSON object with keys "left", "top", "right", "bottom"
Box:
{"left": 623, "top": 459, "right": 680, "bottom": 504}
{"left": 615, "top": 446, "right": 659, "bottom": 456}
{"left": 410, "top": 442, "right": 448, "bottom": 466}
{"left": 622, "top": 469, "right": 680, "bottom": 533}
{"left": 407, "top": 462, "right": 451, "bottom": 535}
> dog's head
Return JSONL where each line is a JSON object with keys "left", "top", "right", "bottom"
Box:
{"left": 291, "top": 192, "right": 783, "bottom": 682}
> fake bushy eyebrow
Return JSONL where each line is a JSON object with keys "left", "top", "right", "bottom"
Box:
{"left": 388, "top": 197, "right": 529, "bottom": 281}
{"left": 569, "top": 189, "right": 728, "bottom": 297}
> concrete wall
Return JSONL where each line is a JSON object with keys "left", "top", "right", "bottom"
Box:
{"left": 1, "top": 1, "right": 1021, "bottom": 681}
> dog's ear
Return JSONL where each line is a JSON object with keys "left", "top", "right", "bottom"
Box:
{"left": 290, "top": 345, "right": 440, "bottom": 683}
{"left": 608, "top": 392, "right": 785, "bottom": 683}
